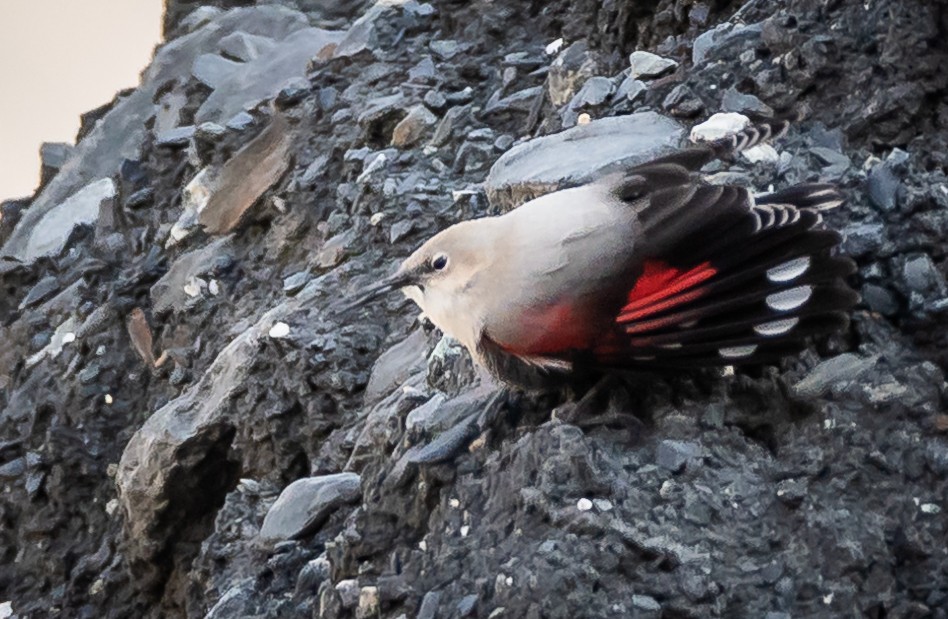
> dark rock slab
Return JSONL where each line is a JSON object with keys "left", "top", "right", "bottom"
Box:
{"left": 259, "top": 473, "right": 362, "bottom": 543}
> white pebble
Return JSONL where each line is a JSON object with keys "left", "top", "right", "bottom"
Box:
{"left": 62, "top": 333, "right": 76, "bottom": 344}
{"left": 449, "top": 498, "right": 460, "bottom": 508}
{"left": 104, "top": 394, "right": 113, "bottom": 405}
{"left": 208, "top": 279, "right": 220, "bottom": 296}
{"left": 577, "top": 113, "right": 592, "bottom": 125}
{"left": 268, "top": 322, "right": 291, "bottom": 338}
{"left": 690, "top": 112, "right": 750, "bottom": 143}
{"left": 460, "top": 525, "right": 470, "bottom": 537}
{"left": 576, "top": 498, "right": 593, "bottom": 512}
{"left": 370, "top": 212, "right": 386, "bottom": 226}
{"left": 921, "top": 503, "right": 941, "bottom": 514}
{"left": 545, "top": 38, "right": 564, "bottom": 56}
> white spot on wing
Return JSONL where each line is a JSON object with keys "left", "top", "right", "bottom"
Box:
{"left": 767, "top": 257, "right": 811, "bottom": 282}
{"left": 719, "top": 344, "right": 758, "bottom": 358}
{"left": 753, "top": 317, "right": 800, "bottom": 336}
{"left": 767, "top": 286, "right": 813, "bottom": 311}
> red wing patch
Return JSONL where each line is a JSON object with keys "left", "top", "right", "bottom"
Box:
{"left": 617, "top": 260, "right": 716, "bottom": 324}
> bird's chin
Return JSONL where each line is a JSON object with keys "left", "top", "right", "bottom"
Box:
{"left": 401, "top": 285, "right": 424, "bottom": 306}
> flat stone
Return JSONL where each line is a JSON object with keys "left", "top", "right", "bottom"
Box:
{"left": 192, "top": 53, "right": 243, "bottom": 89}
{"left": 721, "top": 87, "right": 773, "bottom": 117}
{"left": 457, "top": 594, "right": 478, "bottom": 617}
{"left": 793, "top": 353, "right": 880, "bottom": 397}
{"left": 484, "top": 86, "right": 543, "bottom": 115}
{"left": 692, "top": 22, "right": 763, "bottom": 65}
{"left": 485, "top": 112, "right": 683, "bottom": 210}
{"left": 155, "top": 125, "right": 196, "bottom": 147}
{"left": 656, "top": 440, "right": 701, "bottom": 473}
{"left": 197, "top": 27, "right": 344, "bottom": 123}
{"left": 861, "top": 283, "right": 899, "bottom": 316}
{"left": 19, "top": 276, "right": 60, "bottom": 310}
{"left": 867, "top": 164, "right": 899, "bottom": 212}
{"left": 616, "top": 77, "right": 647, "bottom": 103}
{"left": 417, "top": 591, "right": 442, "bottom": 619}
{"left": 218, "top": 31, "right": 276, "bottom": 62}
{"left": 430, "top": 39, "right": 460, "bottom": 60}
{"left": 902, "top": 254, "right": 943, "bottom": 293}
{"left": 629, "top": 50, "right": 678, "bottom": 79}
{"left": 259, "top": 473, "right": 362, "bottom": 543}
{"left": 39, "top": 142, "right": 74, "bottom": 178}
{"left": 283, "top": 271, "right": 310, "bottom": 296}
{"left": 391, "top": 105, "right": 438, "bottom": 148}
{"left": 20, "top": 178, "right": 115, "bottom": 263}
{"left": 364, "top": 329, "right": 428, "bottom": 405}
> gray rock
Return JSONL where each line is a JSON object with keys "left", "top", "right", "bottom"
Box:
{"left": 197, "top": 27, "right": 344, "bottom": 123}
{"left": 205, "top": 579, "right": 256, "bottom": 619}
{"left": 631, "top": 594, "right": 661, "bottom": 612}
{"left": 218, "top": 31, "right": 276, "bottom": 62}
{"left": 429, "top": 39, "right": 460, "bottom": 60}
{"left": 484, "top": 86, "right": 543, "bottom": 115}
{"left": 616, "top": 77, "right": 647, "bottom": 103}
{"left": 721, "top": 87, "right": 773, "bottom": 117}
{"left": 192, "top": 53, "right": 243, "bottom": 88}
{"left": 841, "top": 223, "right": 886, "bottom": 258}
{"left": 408, "top": 56, "right": 436, "bottom": 82}
{"left": 656, "top": 440, "right": 701, "bottom": 473}
{"left": 862, "top": 284, "right": 899, "bottom": 316}
{"left": 226, "top": 111, "right": 255, "bottom": 131}
{"left": 692, "top": 22, "right": 763, "bottom": 65}
{"left": 629, "top": 50, "right": 678, "bottom": 79}
{"left": 19, "top": 276, "right": 60, "bottom": 310}
{"left": 485, "top": 112, "right": 683, "bottom": 210}
{"left": 417, "top": 591, "right": 441, "bottom": 619}
{"left": 155, "top": 125, "right": 196, "bottom": 147}
{"left": 39, "top": 142, "right": 74, "bottom": 186}
{"left": 867, "top": 164, "right": 899, "bottom": 212}
{"left": 283, "top": 272, "right": 310, "bottom": 296}
{"left": 663, "top": 84, "right": 703, "bottom": 117}
{"left": 259, "top": 473, "right": 362, "bottom": 543}
{"left": 570, "top": 76, "right": 614, "bottom": 107}
{"left": 19, "top": 178, "right": 115, "bottom": 263}
{"left": 364, "top": 329, "right": 428, "bottom": 406}
{"left": 456, "top": 594, "right": 478, "bottom": 617}
{"left": 793, "top": 353, "right": 880, "bottom": 397}
{"left": 810, "top": 147, "right": 851, "bottom": 178}
{"left": 430, "top": 105, "right": 468, "bottom": 147}
{"left": 423, "top": 89, "right": 447, "bottom": 111}
{"left": 902, "top": 254, "right": 944, "bottom": 293}
{"left": 275, "top": 77, "right": 311, "bottom": 109}
{"left": 336, "top": 579, "right": 360, "bottom": 609}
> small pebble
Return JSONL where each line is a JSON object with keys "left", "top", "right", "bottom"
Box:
{"left": 269, "top": 322, "right": 291, "bottom": 338}
{"left": 576, "top": 498, "right": 593, "bottom": 511}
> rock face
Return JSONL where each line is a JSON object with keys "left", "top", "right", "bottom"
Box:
{"left": 1, "top": 0, "right": 948, "bottom": 618}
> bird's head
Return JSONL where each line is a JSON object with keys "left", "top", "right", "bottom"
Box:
{"left": 342, "top": 220, "right": 494, "bottom": 323}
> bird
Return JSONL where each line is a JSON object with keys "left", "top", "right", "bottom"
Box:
{"left": 349, "top": 118, "right": 859, "bottom": 393}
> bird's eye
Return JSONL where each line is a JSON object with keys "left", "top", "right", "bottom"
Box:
{"left": 431, "top": 253, "right": 449, "bottom": 271}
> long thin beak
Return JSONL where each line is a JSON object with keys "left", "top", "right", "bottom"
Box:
{"left": 334, "top": 271, "right": 414, "bottom": 313}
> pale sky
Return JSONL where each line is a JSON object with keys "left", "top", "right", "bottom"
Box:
{"left": 0, "top": 1, "right": 164, "bottom": 202}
